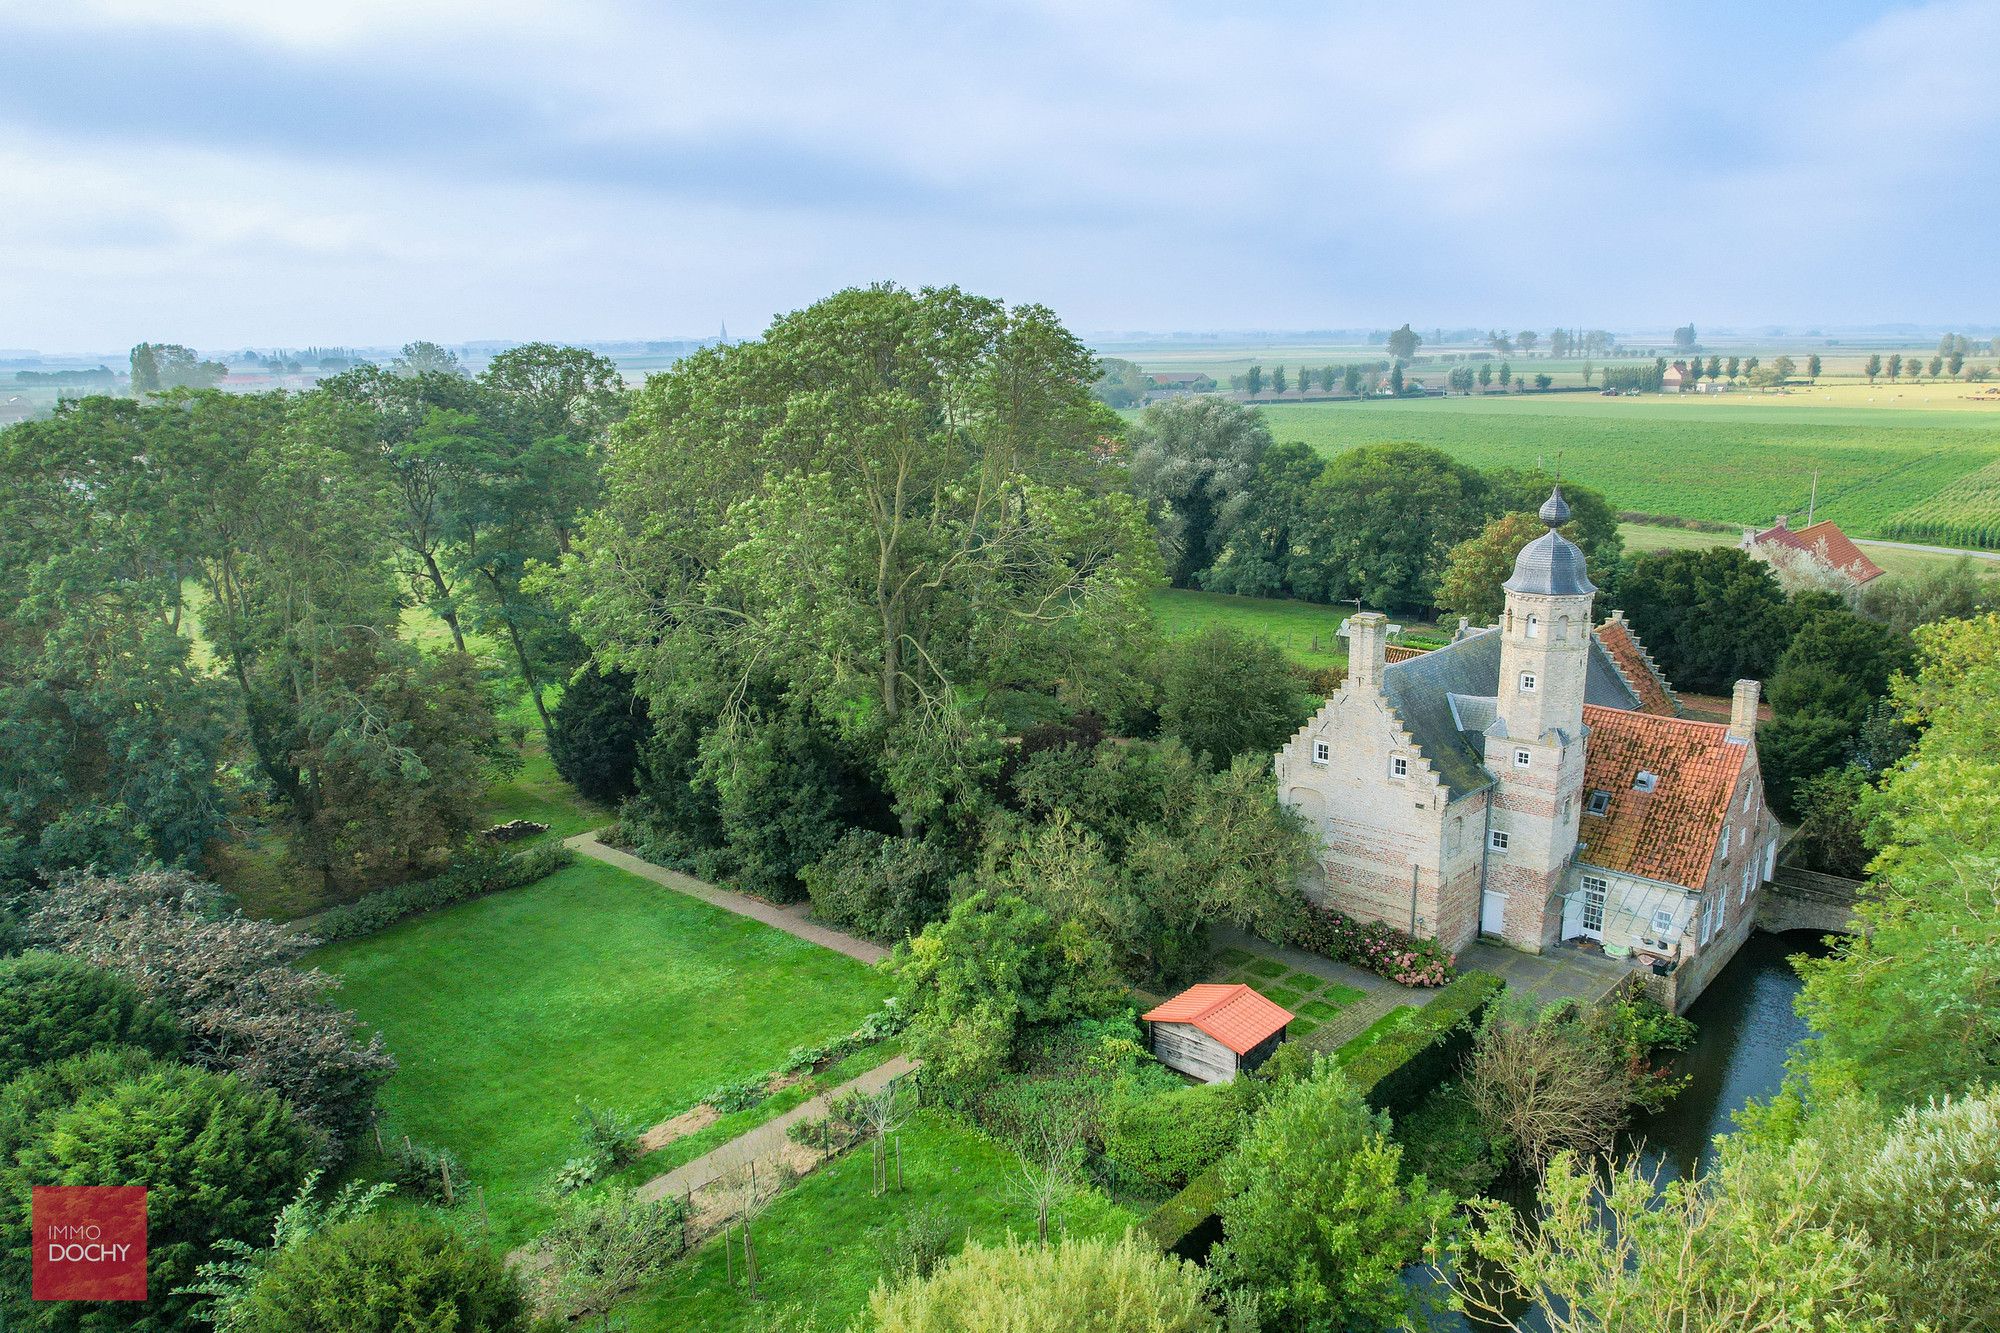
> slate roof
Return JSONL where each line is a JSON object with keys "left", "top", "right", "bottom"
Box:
{"left": 1594, "top": 617, "right": 1678, "bottom": 716}
{"left": 1576, "top": 706, "right": 1748, "bottom": 890}
{"left": 1381, "top": 628, "right": 1642, "bottom": 799}
{"left": 1143, "top": 984, "right": 1293, "bottom": 1055}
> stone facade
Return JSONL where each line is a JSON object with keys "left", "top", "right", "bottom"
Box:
{"left": 1274, "top": 488, "right": 1783, "bottom": 1010}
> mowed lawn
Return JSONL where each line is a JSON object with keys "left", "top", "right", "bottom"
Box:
{"left": 311, "top": 859, "right": 893, "bottom": 1244}
{"left": 1253, "top": 395, "right": 2000, "bottom": 541}
{"left": 623, "top": 1108, "right": 1137, "bottom": 1333}
{"left": 1149, "top": 587, "right": 1354, "bottom": 669}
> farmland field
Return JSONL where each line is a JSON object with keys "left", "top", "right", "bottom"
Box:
{"left": 1250, "top": 395, "right": 2000, "bottom": 545}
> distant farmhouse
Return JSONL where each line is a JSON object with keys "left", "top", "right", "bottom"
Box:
{"left": 1741, "top": 515, "right": 1884, "bottom": 588}
{"left": 1274, "top": 490, "right": 1780, "bottom": 1011}
{"left": 1661, "top": 364, "right": 1687, "bottom": 392}
{"left": 1146, "top": 371, "right": 1216, "bottom": 394}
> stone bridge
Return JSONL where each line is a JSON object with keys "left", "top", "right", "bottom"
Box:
{"left": 1757, "top": 866, "right": 1863, "bottom": 937}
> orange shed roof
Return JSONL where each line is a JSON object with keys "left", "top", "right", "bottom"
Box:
{"left": 1579, "top": 706, "right": 1750, "bottom": 890}
{"left": 1143, "top": 983, "right": 1293, "bottom": 1055}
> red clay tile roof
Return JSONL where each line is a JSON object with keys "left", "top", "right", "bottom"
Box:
{"left": 1593, "top": 619, "right": 1677, "bottom": 717}
{"left": 1142, "top": 983, "right": 1293, "bottom": 1055}
{"left": 1791, "top": 521, "right": 1885, "bottom": 584}
{"left": 1578, "top": 705, "right": 1749, "bottom": 890}
{"left": 1747, "top": 519, "right": 1883, "bottom": 584}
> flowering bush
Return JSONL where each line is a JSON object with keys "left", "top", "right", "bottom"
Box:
{"left": 1285, "top": 903, "right": 1455, "bottom": 987}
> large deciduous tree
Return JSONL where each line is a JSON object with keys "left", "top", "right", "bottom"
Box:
{"left": 1198, "top": 440, "right": 1327, "bottom": 598}
{"left": 1291, "top": 442, "right": 1490, "bottom": 611}
{"left": 1156, "top": 625, "right": 1310, "bottom": 767}
{"left": 1126, "top": 396, "right": 1271, "bottom": 586}
{"left": 549, "top": 285, "right": 1160, "bottom": 824}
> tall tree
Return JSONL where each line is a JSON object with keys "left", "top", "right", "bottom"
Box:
{"left": 1807, "top": 352, "right": 1822, "bottom": 379}
{"left": 550, "top": 285, "right": 1161, "bottom": 817}
{"left": 1617, "top": 547, "right": 1792, "bottom": 693}
{"left": 1291, "top": 443, "right": 1490, "bottom": 610}
{"left": 1387, "top": 324, "right": 1422, "bottom": 361}
{"left": 1864, "top": 353, "right": 1881, "bottom": 383}
{"left": 1126, "top": 397, "right": 1272, "bottom": 586}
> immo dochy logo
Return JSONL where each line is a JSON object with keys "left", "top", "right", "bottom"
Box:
{"left": 31, "top": 1186, "right": 148, "bottom": 1302}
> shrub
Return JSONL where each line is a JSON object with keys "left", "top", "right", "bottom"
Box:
{"left": 548, "top": 667, "right": 652, "bottom": 804}
{"left": 1157, "top": 626, "right": 1311, "bottom": 768}
{"left": 311, "top": 843, "right": 572, "bottom": 943}
{"left": 530, "top": 1188, "right": 688, "bottom": 1320}
{"left": 385, "top": 1135, "right": 470, "bottom": 1205}
{"left": 1464, "top": 994, "right": 1638, "bottom": 1173}
{"left": 1285, "top": 900, "right": 1455, "bottom": 987}
{"left": 0, "top": 1064, "right": 315, "bottom": 1331}
{"left": 866, "top": 1235, "right": 1219, "bottom": 1333}
{"left": 28, "top": 868, "right": 396, "bottom": 1159}
{"left": 0, "top": 1046, "right": 166, "bottom": 1159}
{"left": 870, "top": 1201, "right": 957, "bottom": 1287}
{"left": 0, "top": 951, "right": 181, "bottom": 1082}
{"left": 1103, "top": 1080, "right": 1248, "bottom": 1193}
{"left": 706, "top": 1075, "right": 770, "bottom": 1114}
{"left": 802, "top": 830, "right": 960, "bottom": 943}
{"left": 235, "top": 1213, "right": 535, "bottom": 1333}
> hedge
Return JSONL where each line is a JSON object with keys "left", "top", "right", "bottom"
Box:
{"left": 1140, "top": 969, "right": 1503, "bottom": 1255}
{"left": 1284, "top": 901, "right": 1455, "bottom": 987}
{"left": 1339, "top": 970, "right": 1502, "bottom": 1120}
{"left": 308, "top": 843, "right": 573, "bottom": 943}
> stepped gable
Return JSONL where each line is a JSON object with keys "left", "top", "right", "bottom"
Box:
{"left": 1577, "top": 706, "right": 1750, "bottom": 889}
{"left": 1377, "top": 627, "right": 1642, "bottom": 799}
{"left": 1593, "top": 612, "right": 1680, "bottom": 717}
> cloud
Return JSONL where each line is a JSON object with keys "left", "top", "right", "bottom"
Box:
{"left": 0, "top": 0, "right": 1994, "bottom": 347}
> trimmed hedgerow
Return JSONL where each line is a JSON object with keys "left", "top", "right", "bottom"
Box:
{"left": 1284, "top": 901, "right": 1455, "bottom": 987}
{"left": 1334, "top": 971, "right": 1503, "bottom": 1120}
{"left": 311, "top": 843, "right": 572, "bottom": 943}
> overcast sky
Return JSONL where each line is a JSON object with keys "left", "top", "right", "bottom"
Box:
{"left": 3, "top": 0, "right": 1996, "bottom": 351}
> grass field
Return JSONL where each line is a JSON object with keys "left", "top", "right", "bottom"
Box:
{"left": 623, "top": 1107, "right": 1137, "bottom": 1332}
{"left": 310, "top": 860, "right": 893, "bottom": 1245}
{"left": 1250, "top": 395, "right": 2000, "bottom": 544}
{"left": 1148, "top": 587, "right": 1353, "bottom": 668}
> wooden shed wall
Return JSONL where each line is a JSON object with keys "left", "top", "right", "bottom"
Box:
{"left": 1150, "top": 1021, "right": 1239, "bottom": 1083}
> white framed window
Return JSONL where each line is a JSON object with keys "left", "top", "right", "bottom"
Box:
{"left": 1526, "top": 613, "right": 1541, "bottom": 638}
{"left": 1764, "top": 842, "right": 1777, "bottom": 880}
{"left": 1633, "top": 770, "right": 1659, "bottom": 793}
{"left": 1513, "top": 748, "right": 1532, "bottom": 769}
{"left": 1520, "top": 671, "right": 1538, "bottom": 692}
{"left": 1390, "top": 755, "right": 1408, "bottom": 778}
{"left": 1489, "top": 829, "right": 1510, "bottom": 852}
{"left": 1587, "top": 789, "right": 1611, "bottom": 816}
{"left": 1650, "top": 907, "right": 1676, "bottom": 934}
{"left": 1719, "top": 827, "right": 1731, "bottom": 859}
{"left": 1699, "top": 897, "right": 1716, "bottom": 945}
{"left": 1311, "top": 739, "right": 1330, "bottom": 766}
{"left": 1741, "top": 866, "right": 1753, "bottom": 903}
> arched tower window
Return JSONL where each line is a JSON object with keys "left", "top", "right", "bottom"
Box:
{"left": 1525, "top": 613, "right": 1540, "bottom": 638}
{"left": 1556, "top": 615, "right": 1571, "bottom": 640}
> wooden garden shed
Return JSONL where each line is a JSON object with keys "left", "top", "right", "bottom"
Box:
{"left": 1142, "top": 983, "right": 1293, "bottom": 1083}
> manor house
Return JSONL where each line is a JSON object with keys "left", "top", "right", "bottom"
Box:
{"left": 1274, "top": 488, "right": 1781, "bottom": 1009}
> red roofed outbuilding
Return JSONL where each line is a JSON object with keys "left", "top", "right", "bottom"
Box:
{"left": 1142, "top": 984, "right": 1293, "bottom": 1083}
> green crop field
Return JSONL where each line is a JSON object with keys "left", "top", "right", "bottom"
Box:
{"left": 1249, "top": 395, "right": 2000, "bottom": 547}
{"left": 1883, "top": 456, "right": 2000, "bottom": 548}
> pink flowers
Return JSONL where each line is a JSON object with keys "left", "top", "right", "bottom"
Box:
{"left": 1286, "top": 904, "right": 1455, "bottom": 987}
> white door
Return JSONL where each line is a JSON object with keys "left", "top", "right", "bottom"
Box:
{"left": 1481, "top": 889, "right": 1506, "bottom": 936}
{"left": 1579, "top": 876, "right": 1608, "bottom": 941}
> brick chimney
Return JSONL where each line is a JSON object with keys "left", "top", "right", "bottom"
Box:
{"left": 1345, "top": 612, "right": 1389, "bottom": 692}
{"left": 1728, "top": 679, "right": 1761, "bottom": 743}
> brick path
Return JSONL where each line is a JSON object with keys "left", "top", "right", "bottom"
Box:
{"left": 636, "top": 1056, "right": 917, "bottom": 1203}
{"left": 564, "top": 830, "right": 889, "bottom": 965}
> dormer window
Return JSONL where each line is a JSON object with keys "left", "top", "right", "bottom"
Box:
{"left": 1587, "top": 789, "right": 1611, "bottom": 816}
{"left": 1525, "top": 614, "right": 1541, "bottom": 638}
{"left": 1520, "top": 671, "right": 1537, "bottom": 693}
{"left": 1312, "top": 740, "right": 1330, "bottom": 766}
{"left": 1390, "top": 755, "right": 1408, "bottom": 778}
{"left": 1634, "top": 770, "right": 1659, "bottom": 793}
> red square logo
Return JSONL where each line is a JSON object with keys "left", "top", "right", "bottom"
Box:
{"left": 32, "top": 1186, "right": 148, "bottom": 1302}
